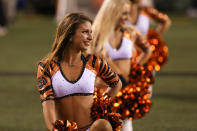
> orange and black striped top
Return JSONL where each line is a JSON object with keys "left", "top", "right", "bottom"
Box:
{"left": 141, "top": 6, "right": 169, "bottom": 24}
{"left": 37, "top": 54, "right": 120, "bottom": 102}
{"left": 132, "top": 6, "right": 170, "bottom": 35}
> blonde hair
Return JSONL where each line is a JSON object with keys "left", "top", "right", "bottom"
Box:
{"left": 89, "top": 0, "right": 130, "bottom": 56}
{"left": 42, "top": 13, "right": 92, "bottom": 70}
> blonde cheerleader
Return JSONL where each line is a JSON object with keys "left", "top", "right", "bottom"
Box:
{"left": 89, "top": 0, "right": 153, "bottom": 130}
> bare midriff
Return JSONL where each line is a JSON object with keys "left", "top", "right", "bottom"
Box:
{"left": 113, "top": 59, "right": 131, "bottom": 82}
{"left": 55, "top": 95, "right": 94, "bottom": 128}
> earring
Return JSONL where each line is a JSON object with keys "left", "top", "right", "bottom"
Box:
{"left": 69, "top": 38, "right": 73, "bottom": 43}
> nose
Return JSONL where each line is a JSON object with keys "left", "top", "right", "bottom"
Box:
{"left": 87, "top": 33, "right": 93, "bottom": 41}
{"left": 124, "top": 15, "right": 129, "bottom": 21}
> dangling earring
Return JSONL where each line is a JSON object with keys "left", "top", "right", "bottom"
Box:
{"left": 69, "top": 38, "right": 73, "bottom": 43}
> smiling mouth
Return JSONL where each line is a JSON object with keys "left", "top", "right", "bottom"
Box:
{"left": 84, "top": 41, "right": 90, "bottom": 46}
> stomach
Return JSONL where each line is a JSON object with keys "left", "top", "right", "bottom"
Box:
{"left": 113, "top": 59, "right": 131, "bottom": 82}
{"left": 55, "top": 95, "right": 94, "bottom": 128}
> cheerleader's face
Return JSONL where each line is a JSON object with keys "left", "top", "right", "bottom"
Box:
{"left": 71, "top": 21, "right": 93, "bottom": 51}
{"left": 116, "top": 4, "right": 130, "bottom": 28}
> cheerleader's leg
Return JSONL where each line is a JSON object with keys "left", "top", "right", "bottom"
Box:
{"left": 121, "top": 118, "right": 133, "bottom": 131}
{"left": 149, "top": 69, "right": 157, "bottom": 98}
{"left": 148, "top": 85, "right": 153, "bottom": 98}
{"left": 89, "top": 119, "right": 113, "bottom": 131}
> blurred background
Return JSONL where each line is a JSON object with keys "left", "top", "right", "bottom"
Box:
{"left": 0, "top": 0, "right": 197, "bottom": 130}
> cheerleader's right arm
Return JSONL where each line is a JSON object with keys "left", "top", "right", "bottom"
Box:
{"left": 37, "top": 64, "right": 56, "bottom": 131}
{"left": 135, "top": 35, "right": 152, "bottom": 65}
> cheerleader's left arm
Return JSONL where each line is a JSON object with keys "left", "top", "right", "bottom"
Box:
{"left": 96, "top": 56, "right": 122, "bottom": 99}
{"left": 143, "top": 6, "right": 171, "bottom": 34}
{"left": 135, "top": 34, "right": 152, "bottom": 65}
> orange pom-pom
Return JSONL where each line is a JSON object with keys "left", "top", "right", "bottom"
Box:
{"left": 54, "top": 120, "right": 78, "bottom": 131}
{"left": 111, "top": 61, "right": 153, "bottom": 120}
{"left": 91, "top": 88, "right": 122, "bottom": 131}
{"left": 145, "top": 29, "right": 168, "bottom": 71}
{"left": 111, "top": 84, "right": 152, "bottom": 120}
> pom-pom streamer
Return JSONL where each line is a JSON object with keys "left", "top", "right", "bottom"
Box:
{"left": 54, "top": 120, "right": 78, "bottom": 131}
{"left": 91, "top": 88, "right": 122, "bottom": 131}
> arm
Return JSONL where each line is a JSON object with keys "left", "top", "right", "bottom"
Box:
{"left": 105, "top": 56, "right": 122, "bottom": 75}
{"left": 135, "top": 34, "right": 152, "bottom": 65}
{"left": 142, "top": 6, "right": 171, "bottom": 35}
{"left": 124, "top": 26, "right": 152, "bottom": 65}
{"left": 95, "top": 55, "right": 122, "bottom": 91}
{"left": 42, "top": 101, "right": 56, "bottom": 131}
{"left": 37, "top": 63, "right": 56, "bottom": 130}
{"left": 104, "top": 80, "right": 122, "bottom": 99}
{"left": 95, "top": 56, "right": 127, "bottom": 88}
{"left": 156, "top": 19, "right": 171, "bottom": 35}
{"left": 95, "top": 56, "right": 122, "bottom": 99}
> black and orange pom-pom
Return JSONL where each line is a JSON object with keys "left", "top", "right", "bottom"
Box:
{"left": 54, "top": 120, "right": 78, "bottom": 131}
{"left": 130, "top": 60, "right": 154, "bottom": 86}
{"left": 110, "top": 60, "right": 153, "bottom": 120}
{"left": 145, "top": 29, "right": 168, "bottom": 72}
{"left": 91, "top": 88, "right": 122, "bottom": 131}
{"left": 111, "top": 84, "right": 152, "bottom": 120}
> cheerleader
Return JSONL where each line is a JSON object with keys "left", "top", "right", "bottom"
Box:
{"left": 127, "top": 0, "right": 171, "bottom": 97}
{"left": 36, "top": 13, "right": 122, "bottom": 131}
{"left": 89, "top": 0, "right": 152, "bottom": 130}
{"left": 128, "top": 0, "right": 171, "bottom": 36}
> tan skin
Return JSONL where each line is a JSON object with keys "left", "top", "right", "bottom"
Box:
{"left": 107, "top": 4, "right": 151, "bottom": 82}
{"left": 42, "top": 21, "right": 122, "bottom": 130}
{"left": 129, "top": 0, "right": 171, "bottom": 35}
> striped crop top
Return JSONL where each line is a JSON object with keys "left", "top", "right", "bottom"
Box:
{"left": 37, "top": 55, "right": 119, "bottom": 102}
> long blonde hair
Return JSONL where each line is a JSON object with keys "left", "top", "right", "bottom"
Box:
{"left": 89, "top": 0, "right": 130, "bottom": 56}
{"left": 42, "top": 13, "right": 92, "bottom": 70}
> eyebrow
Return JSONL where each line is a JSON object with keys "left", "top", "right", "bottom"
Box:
{"left": 81, "top": 27, "right": 92, "bottom": 30}
{"left": 123, "top": 11, "right": 129, "bottom": 14}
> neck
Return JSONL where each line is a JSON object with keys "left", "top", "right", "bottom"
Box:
{"left": 114, "top": 26, "right": 123, "bottom": 36}
{"left": 110, "top": 27, "right": 123, "bottom": 42}
{"left": 129, "top": 4, "right": 140, "bottom": 24}
{"left": 114, "top": 26, "right": 122, "bottom": 32}
{"left": 62, "top": 45, "right": 82, "bottom": 65}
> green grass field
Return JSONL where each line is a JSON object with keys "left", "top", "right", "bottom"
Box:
{"left": 0, "top": 14, "right": 197, "bottom": 131}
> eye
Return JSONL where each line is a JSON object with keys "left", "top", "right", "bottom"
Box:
{"left": 122, "top": 12, "right": 128, "bottom": 16}
{"left": 82, "top": 30, "right": 89, "bottom": 33}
